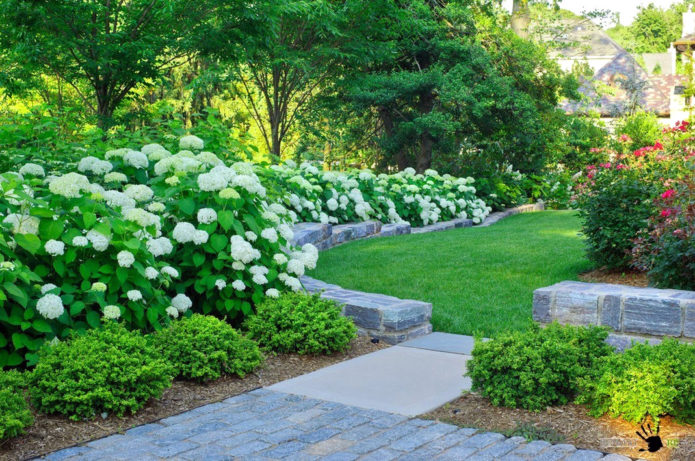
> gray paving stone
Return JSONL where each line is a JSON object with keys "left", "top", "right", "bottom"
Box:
{"left": 262, "top": 440, "right": 309, "bottom": 458}
{"left": 436, "top": 444, "right": 478, "bottom": 459}
{"left": 318, "top": 453, "right": 359, "bottom": 461}
{"left": 146, "top": 440, "right": 199, "bottom": 457}
{"left": 565, "top": 449, "right": 604, "bottom": 461}
{"left": 42, "top": 446, "right": 92, "bottom": 461}
{"left": 390, "top": 423, "right": 458, "bottom": 451}
{"left": 459, "top": 431, "right": 506, "bottom": 449}
{"left": 399, "top": 332, "right": 484, "bottom": 354}
{"left": 360, "top": 447, "right": 403, "bottom": 461}
{"left": 297, "top": 428, "right": 341, "bottom": 443}
{"left": 510, "top": 439, "right": 552, "bottom": 457}
{"left": 215, "top": 430, "right": 262, "bottom": 448}
{"left": 599, "top": 455, "right": 632, "bottom": 461}
{"left": 178, "top": 444, "right": 232, "bottom": 460}
{"left": 225, "top": 440, "right": 272, "bottom": 456}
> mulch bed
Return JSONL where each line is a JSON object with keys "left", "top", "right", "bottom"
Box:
{"left": 578, "top": 269, "right": 649, "bottom": 288}
{"left": 424, "top": 393, "right": 695, "bottom": 461}
{"left": 1, "top": 336, "right": 388, "bottom": 461}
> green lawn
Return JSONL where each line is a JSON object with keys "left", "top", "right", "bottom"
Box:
{"left": 308, "top": 211, "right": 591, "bottom": 337}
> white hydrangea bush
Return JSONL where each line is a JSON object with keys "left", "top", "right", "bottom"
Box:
{"left": 0, "top": 170, "right": 177, "bottom": 367}
{"left": 262, "top": 162, "right": 491, "bottom": 227}
{"left": 0, "top": 136, "right": 317, "bottom": 367}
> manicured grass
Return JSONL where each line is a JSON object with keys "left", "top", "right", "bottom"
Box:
{"left": 308, "top": 211, "right": 591, "bottom": 337}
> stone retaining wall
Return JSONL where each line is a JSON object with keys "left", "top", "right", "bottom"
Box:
{"left": 291, "top": 202, "right": 545, "bottom": 249}
{"left": 301, "top": 276, "right": 433, "bottom": 344}
{"left": 533, "top": 281, "right": 695, "bottom": 350}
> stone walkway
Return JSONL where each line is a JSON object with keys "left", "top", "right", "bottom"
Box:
{"left": 41, "top": 333, "right": 632, "bottom": 461}
{"left": 43, "top": 389, "right": 629, "bottom": 461}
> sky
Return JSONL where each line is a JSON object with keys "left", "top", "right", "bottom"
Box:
{"left": 502, "top": 0, "right": 684, "bottom": 26}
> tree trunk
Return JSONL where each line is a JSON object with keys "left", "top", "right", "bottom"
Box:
{"left": 511, "top": 0, "right": 530, "bottom": 39}
{"left": 378, "top": 107, "right": 408, "bottom": 170}
{"left": 416, "top": 91, "right": 436, "bottom": 173}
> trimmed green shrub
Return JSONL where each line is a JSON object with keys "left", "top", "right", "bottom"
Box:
{"left": 151, "top": 314, "right": 264, "bottom": 382}
{"left": 28, "top": 323, "right": 173, "bottom": 420}
{"left": 467, "top": 323, "right": 611, "bottom": 411}
{"left": 577, "top": 339, "right": 695, "bottom": 424}
{"left": 244, "top": 292, "right": 357, "bottom": 355}
{"left": 0, "top": 370, "right": 33, "bottom": 440}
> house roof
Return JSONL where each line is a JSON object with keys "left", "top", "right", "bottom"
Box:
{"left": 548, "top": 18, "right": 624, "bottom": 59}
{"left": 560, "top": 53, "right": 686, "bottom": 117}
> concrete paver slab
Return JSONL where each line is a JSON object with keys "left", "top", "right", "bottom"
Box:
{"left": 268, "top": 346, "right": 471, "bottom": 416}
{"left": 399, "top": 332, "right": 486, "bottom": 354}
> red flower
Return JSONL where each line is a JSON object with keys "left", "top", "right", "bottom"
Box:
{"left": 616, "top": 164, "right": 627, "bottom": 170}
{"left": 661, "top": 189, "right": 676, "bottom": 199}
{"left": 599, "top": 162, "right": 612, "bottom": 169}
{"left": 619, "top": 134, "right": 631, "bottom": 142}
{"left": 661, "top": 208, "right": 676, "bottom": 218}
{"left": 653, "top": 141, "right": 664, "bottom": 150}
{"left": 586, "top": 165, "right": 596, "bottom": 170}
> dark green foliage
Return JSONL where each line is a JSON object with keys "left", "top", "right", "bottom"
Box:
{"left": 244, "top": 292, "right": 356, "bottom": 355}
{"left": 467, "top": 323, "right": 611, "bottom": 411}
{"left": 0, "top": 370, "right": 33, "bottom": 440}
{"left": 28, "top": 323, "right": 173, "bottom": 420}
{"left": 577, "top": 339, "right": 695, "bottom": 424}
{"left": 151, "top": 314, "right": 264, "bottom": 382}
{"left": 576, "top": 168, "right": 657, "bottom": 269}
{"left": 613, "top": 111, "right": 662, "bottom": 153}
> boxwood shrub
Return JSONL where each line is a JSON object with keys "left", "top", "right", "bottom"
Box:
{"left": 244, "top": 292, "right": 356, "bottom": 355}
{"left": 150, "top": 314, "right": 264, "bottom": 382}
{"left": 28, "top": 323, "right": 173, "bottom": 420}
{"left": 0, "top": 370, "right": 33, "bottom": 440}
{"left": 577, "top": 339, "right": 695, "bottom": 424}
{"left": 467, "top": 323, "right": 611, "bottom": 411}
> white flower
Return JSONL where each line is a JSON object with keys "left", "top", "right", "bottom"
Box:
{"left": 197, "top": 208, "right": 217, "bottom": 224}
{"left": 49, "top": 173, "right": 90, "bottom": 198}
{"left": 0, "top": 261, "right": 15, "bottom": 272}
{"left": 245, "top": 231, "right": 257, "bottom": 242}
{"left": 196, "top": 152, "right": 223, "bottom": 167}
{"left": 146, "top": 237, "right": 173, "bottom": 257}
{"left": 300, "top": 244, "right": 319, "bottom": 270}
{"left": 273, "top": 253, "right": 288, "bottom": 265}
{"left": 219, "top": 188, "right": 240, "bottom": 199}
{"left": 43, "top": 239, "right": 65, "bottom": 257}
{"left": 78, "top": 156, "right": 113, "bottom": 175}
{"left": 287, "top": 259, "right": 305, "bottom": 277}
{"left": 41, "top": 283, "right": 58, "bottom": 294}
{"left": 36, "top": 293, "right": 64, "bottom": 319}
{"left": 124, "top": 184, "right": 154, "bottom": 202}
{"left": 172, "top": 222, "right": 197, "bottom": 243}
{"left": 19, "top": 163, "right": 45, "bottom": 177}
{"left": 230, "top": 235, "right": 258, "bottom": 263}
{"left": 197, "top": 171, "right": 228, "bottom": 191}
{"left": 104, "top": 190, "right": 137, "bottom": 210}
{"left": 105, "top": 148, "right": 129, "bottom": 159}
{"left": 284, "top": 276, "right": 302, "bottom": 292}
{"left": 179, "top": 135, "right": 204, "bottom": 150}
{"left": 232, "top": 261, "right": 246, "bottom": 271}
{"left": 265, "top": 288, "right": 280, "bottom": 298}
{"left": 117, "top": 250, "right": 135, "bottom": 268}
{"left": 193, "top": 230, "right": 209, "bottom": 245}
{"left": 86, "top": 230, "right": 110, "bottom": 252}
{"left": 124, "top": 208, "right": 161, "bottom": 231}
{"left": 123, "top": 150, "right": 149, "bottom": 169}
{"left": 147, "top": 202, "right": 166, "bottom": 213}
{"left": 172, "top": 293, "right": 192, "bottom": 313}
{"left": 326, "top": 198, "right": 338, "bottom": 211}
{"left": 165, "top": 175, "right": 180, "bottom": 186}
{"left": 3, "top": 214, "right": 39, "bottom": 235}
{"left": 126, "top": 290, "right": 143, "bottom": 302}
{"left": 215, "top": 279, "right": 226, "bottom": 290}
{"left": 277, "top": 224, "right": 294, "bottom": 241}
{"left": 145, "top": 267, "right": 159, "bottom": 280}
{"left": 141, "top": 143, "right": 167, "bottom": 155}
{"left": 261, "top": 228, "right": 278, "bottom": 243}
{"left": 232, "top": 279, "right": 246, "bottom": 291}
{"left": 166, "top": 306, "right": 179, "bottom": 318}
{"left": 103, "top": 305, "right": 121, "bottom": 320}
{"left": 91, "top": 282, "right": 107, "bottom": 292}
{"left": 104, "top": 172, "right": 128, "bottom": 183}
{"left": 162, "top": 266, "right": 179, "bottom": 278}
